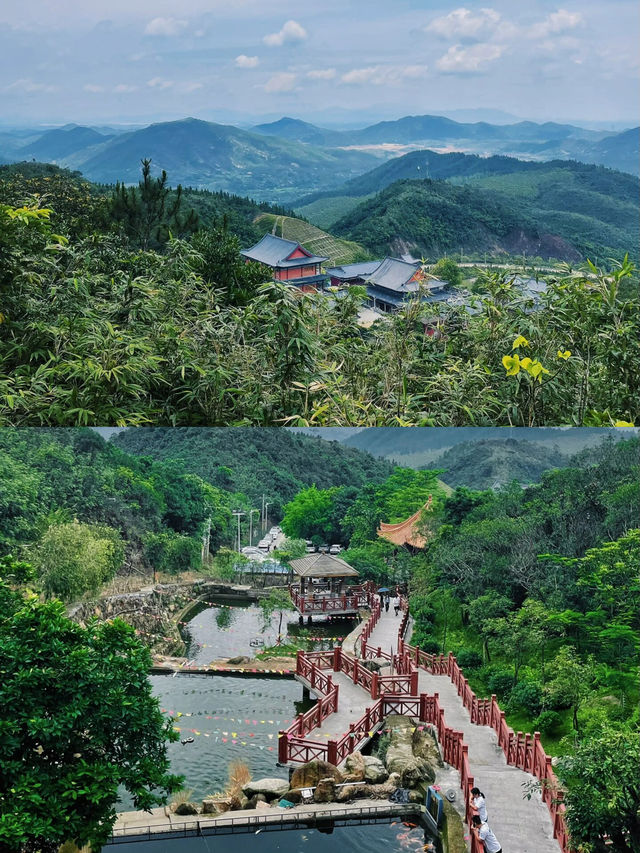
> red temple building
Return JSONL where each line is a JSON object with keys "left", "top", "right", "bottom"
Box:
{"left": 241, "top": 233, "right": 328, "bottom": 291}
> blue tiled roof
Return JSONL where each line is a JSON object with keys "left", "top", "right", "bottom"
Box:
{"left": 326, "top": 261, "right": 382, "bottom": 280}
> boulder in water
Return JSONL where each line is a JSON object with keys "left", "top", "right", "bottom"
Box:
{"left": 313, "top": 778, "right": 336, "bottom": 803}
{"left": 174, "top": 801, "right": 199, "bottom": 815}
{"left": 343, "top": 751, "right": 365, "bottom": 782}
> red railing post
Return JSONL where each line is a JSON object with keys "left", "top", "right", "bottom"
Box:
{"left": 327, "top": 739, "right": 338, "bottom": 765}
{"left": 371, "top": 671, "right": 379, "bottom": 699}
{"left": 296, "top": 649, "right": 304, "bottom": 674}
{"left": 410, "top": 668, "right": 418, "bottom": 695}
{"left": 333, "top": 645, "right": 341, "bottom": 672}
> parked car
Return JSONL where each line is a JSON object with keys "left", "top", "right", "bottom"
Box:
{"left": 319, "top": 543, "right": 329, "bottom": 553}
{"left": 257, "top": 539, "right": 271, "bottom": 551}
{"left": 305, "top": 545, "right": 316, "bottom": 553}
{"left": 329, "top": 544, "right": 342, "bottom": 554}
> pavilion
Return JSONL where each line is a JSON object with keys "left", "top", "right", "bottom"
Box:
{"left": 288, "top": 553, "right": 367, "bottom": 622}
{"left": 364, "top": 257, "right": 449, "bottom": 313}
{"left": 241, "top": 233, "right": 328, "bottom": 290}
{"left": 377, "top": 496, "right": 433, "bottom": 551}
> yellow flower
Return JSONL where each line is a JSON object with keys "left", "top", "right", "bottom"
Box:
{"left": 502, "top": 354, "right": 521, "bottom": 375}
{"left": 512, "top": 335, "right": 530, "bottom": 350}
{"left": 557, "top": 350, "right": 571, "bottom": 360}
{"left": 614, "top": 420, "right": 634, "bottom": 427}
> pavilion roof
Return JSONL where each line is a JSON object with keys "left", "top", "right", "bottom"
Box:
{"left": 241, "top": 233, "right": 328, "bottom": 267}
{"left": 377, "top": 497, "right": 433, "bottom": 549}
{"left": 289, "top": 553, "right": 359, "bottom": 578}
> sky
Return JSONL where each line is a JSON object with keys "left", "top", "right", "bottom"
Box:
{"left": 1, "top": 0, "right": 638, "bottom": 128}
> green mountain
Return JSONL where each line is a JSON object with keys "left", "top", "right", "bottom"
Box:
{"left": 329, "top": 165, "right": 638, "bottom": 261}
{"left": 427, "top": 438, "right": 567, "bottom": 490}
{"left": 113, "top": 427, "right": 395, "bottom": 516}
{"left": 342, "top": 427, "right": 636, "bottom": 468}
{"left": 251, "top": 116, "right": 336, "bottom": 146}
{"left": 8, "top": 118, "right": 379, "bottom": 201}
{"left": 19, "top": 125, "right": 112, "bottom": 161}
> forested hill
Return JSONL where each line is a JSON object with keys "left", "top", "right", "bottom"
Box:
{"left": 330, "top": 173, "right": 637, "bottom": 262}
{"left": 112, "top": 427, "right": 395, "bottom": 515}
{"left": 342, "top": 427, "right": 635, "bottom": 464}
{"left": 427, "top": 438, "right": 567, "bottom": 490}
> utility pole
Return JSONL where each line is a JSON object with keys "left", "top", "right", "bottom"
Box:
{"left": 232, "top": 510, "right": 245, "bottom": 552}
{"left": 263, "top": 502, "right": 271, "bottom": 534}
{"left": 249, "top": 509, "right": 260, "bottom": 547}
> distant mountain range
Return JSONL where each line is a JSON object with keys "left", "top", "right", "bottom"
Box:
{"left": 251, "top": 114, "right": 637, "bottom": 176}
{"left": 0, "top": 113, "right": 635, "bottom": 205}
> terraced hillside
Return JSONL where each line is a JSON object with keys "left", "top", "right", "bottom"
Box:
{"left": 254, "top": 213, "right": 372, "bottom": 266}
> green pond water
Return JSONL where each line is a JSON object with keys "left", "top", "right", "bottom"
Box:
{"left": 180, "top": 597, "right": 356, "bottom": 661}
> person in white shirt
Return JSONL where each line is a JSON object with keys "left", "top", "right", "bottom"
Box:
{"left": 392, "top": 594, "right": 400, "bottom": 615}
{"left": 471, "top": 815, "right": 502, "bottom": 853}
{"left": 471, "top": 787, "right": 488, "bottom": 822}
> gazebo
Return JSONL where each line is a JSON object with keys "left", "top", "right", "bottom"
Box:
{"left": 288, "top": 553, "right": 367, "bottom": 623}
{"left": 377, "top": 496, "right": 433, "bottom": 551}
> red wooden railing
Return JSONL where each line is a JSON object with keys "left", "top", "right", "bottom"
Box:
{"left": 403, "top": 638, "right": 570, "bottom": 850}
{"left": 282, "top": 591, "right": 570, "bottom": 852}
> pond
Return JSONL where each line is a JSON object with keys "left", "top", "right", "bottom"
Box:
{"left": 180, "top": 597, "right": 356, "bottom": 662}
{"left": 118, "top": 674, "right": 308, "bottom": 810}
{"left": 106, "top": 817, "right": 441, "bottom": 853}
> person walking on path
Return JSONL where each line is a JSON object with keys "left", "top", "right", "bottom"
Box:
{"left": 471, "top": 815, "right": 502, "bottom": 853}
{"left": 392, "top": 594, "right": 400, "bottom": 616}
{"left": 384, "top": 594, "right": 390, "bottom": 613}
{"left": 471, "top": 787, "right": 488, "bottom": 822}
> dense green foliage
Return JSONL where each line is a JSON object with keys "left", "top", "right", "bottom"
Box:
{"left": 113, "top": 427, "right": 394, "bottom": 517}
{"left": 331, "top": 171, "right": 638, "bottom": 263}
{"left": 0, "top": 566, "right": 182, "bottom": 851}
{"left": 0, "top": 429, "right": 243, "bottom": 588}
{"left": 1, "top": 165, "right": 637, "bottom": 427}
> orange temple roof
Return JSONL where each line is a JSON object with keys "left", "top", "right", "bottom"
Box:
{"left": 377, "top": 496, "right": 433, "bottom": 548}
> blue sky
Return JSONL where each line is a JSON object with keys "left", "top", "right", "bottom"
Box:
{"left": 1, "top": 0, "right": 638, "bottom": 127}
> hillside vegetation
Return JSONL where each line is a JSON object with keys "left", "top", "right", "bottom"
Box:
{"left": 254, "top": 213, "right": 372, "bottom": 265}
{"left": 427, "top": 437, "right": 567, "bottom": 490}
{"left": 330, "top": 172, "right": 637, "bottom": 262}
{"left": 112, "top": 427, "right": 394, "bottom": 516}
{"left": 1, "top": 162, "right": 638, "bottom": 427}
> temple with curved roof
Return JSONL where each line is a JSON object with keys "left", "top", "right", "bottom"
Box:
{"left": 377, "top": 495, "right": 433, "bottom": 549}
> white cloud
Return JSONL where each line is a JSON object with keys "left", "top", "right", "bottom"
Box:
{"left": 529, "top": 9, "right": 583, "bottom": 38}
{"left": 263, "top": 72, "right": 297, "bottom": 92}
{"left": 181, "top": 81, "right": 204, "bottom": 92}
{"left": 83, "top": 83, "right": 105, "bottom": 93}
{"left": 147, "top": 77, "right": 173, "bottom": 89}
{"left": 5, "top": 78, "right": 57, "bottom": 93}
{"left": 426, "top": 7, "right": 502, "bottom": 40}
{"left": 306, "top": 68, "right": 336, "bottom": 80}
{"left": 113, "top": 83, "right": 137, "bottom": 93}
{"left": 235, "top": 54, "right": 260, "bottom": 68}
{"left": 436, "top": 43, "right": 503, "bottom": 73}
{"left": 341, "top": 65, "right": 428, "bottom": 86}
{"left": 144, "top": 17, "right": 187, "bottom": 37}
{"left": 263, "top": 20, "right": 307, "bottom": 47}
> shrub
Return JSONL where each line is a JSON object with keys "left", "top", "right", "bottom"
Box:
{"left": 508, "top": 681, "right": 543, "bottom": 716}
{"left": 486, "top": 667, "right": 515, "bottom": 699}
{"left": 412, "top": 628, "right": 440, "bottom": 655}
{"left": 534, "top": 710, "right": 562, "bottom": 736}
{"left": 455, "top": 649, "right": 483, "bottom": 670}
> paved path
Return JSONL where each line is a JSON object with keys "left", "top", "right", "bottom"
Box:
{"left": 417, "top": 669, "right": 557, "bottom": 852}
{"left": 305, "top": 671, "right": 373, "bottom": 742}
{"left": 362, "top": 607, "right": 558, "bottom": 851}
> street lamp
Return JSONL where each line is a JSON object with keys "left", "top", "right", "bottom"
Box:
{"left": 263, "top": 502, "right": 271, "bottom": 534}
